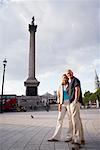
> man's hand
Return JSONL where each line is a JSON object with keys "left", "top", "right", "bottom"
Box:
{"left": 73, "top": 99, "right": 77, "bottom": 106}
{"left": 58, "top": 104, "right": 62, "bottom": 111}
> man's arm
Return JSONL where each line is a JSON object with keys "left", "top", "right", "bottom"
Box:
{"left": 75, "top": 86, "right": 80, "bottom": 102}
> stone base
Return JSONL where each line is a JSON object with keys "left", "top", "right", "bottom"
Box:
{"left": 17, "top": 95, "right": 44, "bottom": 111}
{"left": 26, "top": 86, "right": 37, "bottom": 96}
{"left": 24, "top": 78, "right": 40, "bottom": 96}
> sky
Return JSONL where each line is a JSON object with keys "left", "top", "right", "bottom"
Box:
{"left": 0, "top": 0, "right": 100, "bottom": 96}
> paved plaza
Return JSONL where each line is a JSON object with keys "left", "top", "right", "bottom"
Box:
{"left": 0, "top": 109, "right": 100, "bottom": 150}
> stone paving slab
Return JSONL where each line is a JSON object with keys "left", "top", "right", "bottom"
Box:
{"left": 0, "top": 109, "right": 100, "bottom": 150}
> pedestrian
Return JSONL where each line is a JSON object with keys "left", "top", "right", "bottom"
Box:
{"left": 46, "top": 101, "right": 50, "bottom": 112}
{"left": 66, "top": 69, "right": 85, "bottom": 147}
{"left": 48, "top": 74, "right": 72, "bottom": 141}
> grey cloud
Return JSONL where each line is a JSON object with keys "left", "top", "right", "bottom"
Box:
{"left": 0, "top": 0, "right": 99, "bottom": 94}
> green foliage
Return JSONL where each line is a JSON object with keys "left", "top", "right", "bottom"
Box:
{"left": 83, "top": 91, "right": 92, "bottom": 105}
{"left": 89, "top": 93, "right": 96, "bottom": 102}
{"left": 83, "top": 88, "right": 100, "bottom": 105}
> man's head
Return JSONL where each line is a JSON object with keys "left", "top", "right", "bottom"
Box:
{"left": 66, "top": 69, "right": 73, "bottom": 79}
{"left": 62, "top": 74, "right": 69, "bottom": 85}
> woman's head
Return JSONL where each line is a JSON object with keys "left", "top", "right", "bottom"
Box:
{"left": 62, "top": 74, "right": 69, "bottom": 85}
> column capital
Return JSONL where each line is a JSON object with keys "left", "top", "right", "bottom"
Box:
{"left": 29, "top": 16, "right": 37, "bottom": 32}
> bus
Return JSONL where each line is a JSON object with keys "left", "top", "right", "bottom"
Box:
{"left": 0, "top": 95, "right": 17, "bottom": 112}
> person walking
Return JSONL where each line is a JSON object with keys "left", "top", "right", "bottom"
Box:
{"left": 66, "top": 69, "right": 85, "bottom": 146}
{"left": 48, "top": 74, "right": 72, "bottom": 142}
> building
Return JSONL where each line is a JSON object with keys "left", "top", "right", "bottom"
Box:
{"left": 95, "top": 70, "right": 100, "bottom": 90}
{"left": 41, "top": 92, "right": 57, "bottom": 105}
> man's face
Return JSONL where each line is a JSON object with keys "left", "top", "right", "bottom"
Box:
{"left": 66, "top": 71, "right": 73, "bottom": 79}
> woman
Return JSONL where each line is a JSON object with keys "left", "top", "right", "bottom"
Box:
{"left": 48, "top": 74, "right": 72, "bottom": 142}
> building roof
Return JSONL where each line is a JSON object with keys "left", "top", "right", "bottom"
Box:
{"left": 41, "top": 92, "right": 56, "bottom": 99}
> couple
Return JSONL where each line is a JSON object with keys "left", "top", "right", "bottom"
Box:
{"left": 48, "top": 69, "right": 85, "bottom": 146}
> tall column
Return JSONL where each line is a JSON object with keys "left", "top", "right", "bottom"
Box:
{"left": 24, "top": 17, "right": 40, "bottom": 96}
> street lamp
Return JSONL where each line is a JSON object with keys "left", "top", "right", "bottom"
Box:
{"left": 0, "top": 58, "right": 7, "bottom": 113}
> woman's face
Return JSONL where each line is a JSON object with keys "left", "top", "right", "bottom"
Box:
{"left": 62, "top": 75, "right": 69, "bottom": 85}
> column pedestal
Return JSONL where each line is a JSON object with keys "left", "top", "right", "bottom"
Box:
{"left": 24, "top": 78, "right": 40, "bottom": 96}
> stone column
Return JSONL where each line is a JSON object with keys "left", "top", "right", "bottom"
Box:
{"left": 24, "top": 17, "right": 40, "bottom": 96}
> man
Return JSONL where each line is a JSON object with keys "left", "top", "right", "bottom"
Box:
{"left": 66, "top": 69, "right": 85, "bottom": 146}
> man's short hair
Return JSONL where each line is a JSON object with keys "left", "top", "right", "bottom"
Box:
{"left": 66, "top": 69, "right": 73, "bottom": 75}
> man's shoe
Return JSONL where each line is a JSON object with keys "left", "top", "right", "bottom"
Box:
{"left": 71, "top": 139, "right": 85, "bottom": 145}
{"left": 65, "top": 138, "right": 72, "bottom": 142}
{"left": 48, "top": 139, "right": 59, "bottom": 142}
{"left": 71, "top": 143, "right": 80, "bottom": 150}
{"left": 71, "top": 140, "right": 81, "bottom": 146}
{"left": 71, "top": 141, "right": 81, "bottom": 145}
{"left": 81, "top": 140, "right": 85, "bottom": 145}
{"left": 71, "top": 140, "right": 74, "bottom": 144}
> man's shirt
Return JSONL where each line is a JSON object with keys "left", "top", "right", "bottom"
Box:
{"left": 68, "top": 76, "right": 83, "bottom": 104}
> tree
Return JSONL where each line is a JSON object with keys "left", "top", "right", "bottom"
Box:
{"left": 89, "top": 93, "right": 96, "bottom": 102}
{"left": 83, "top": 88, "right": 100, "bottom": 105}
{"left": 83, "top": 91, "right": 92, "bottom": 105}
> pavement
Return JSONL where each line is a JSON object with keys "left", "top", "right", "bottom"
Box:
{"left": 0, "top": 109, "right": 100, "bottom": 150}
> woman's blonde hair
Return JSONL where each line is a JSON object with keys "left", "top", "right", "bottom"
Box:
{"left": 62, "top": 74, "right": 69, "bottom": 81}
{"left": 62, "top": 73, "right": 68, "bottom": 78}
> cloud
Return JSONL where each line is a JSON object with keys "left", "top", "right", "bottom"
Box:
{"left": 0, "top": 0, "right": 99, "bottom": 95}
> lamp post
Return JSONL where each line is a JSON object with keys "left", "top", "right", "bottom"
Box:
{"left": 0, "top": 58, "right": 7, "bottom": 113}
